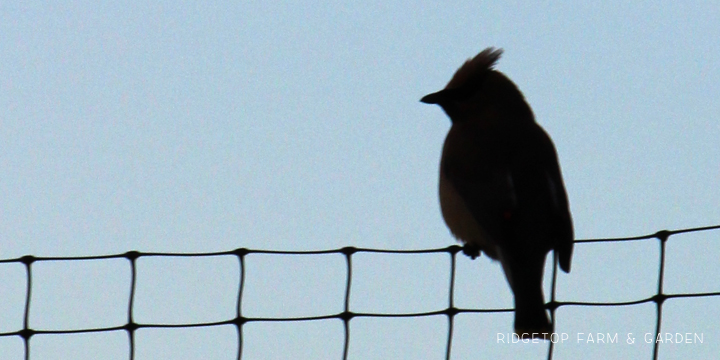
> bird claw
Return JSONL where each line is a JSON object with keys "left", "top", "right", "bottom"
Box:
{"left": 462, "top": 244, "right": 481, "bottom": 259}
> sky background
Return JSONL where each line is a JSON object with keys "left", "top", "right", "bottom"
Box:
{"left": 1, "top": 1, "right": 720, "bottom": 359}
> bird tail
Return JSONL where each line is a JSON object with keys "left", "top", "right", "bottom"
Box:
{"left": 513, "top": 292, "right": 552, "bottom": 339}
{"left": 500, "top": 251, "right": 553, "bottom": 339}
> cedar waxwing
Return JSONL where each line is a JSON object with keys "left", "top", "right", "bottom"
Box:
{"left": 421, "top": 48, "right": 573, "bottom": 339}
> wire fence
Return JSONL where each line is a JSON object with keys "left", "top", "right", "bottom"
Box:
{"left": 1, "top": 224, "right": 719, "bottom": 360}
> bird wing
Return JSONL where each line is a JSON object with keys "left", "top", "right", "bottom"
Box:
{"left": 442, "top": 123, "right": 574, "bottom": 272}
{"left": 524, "top": 126, "right": 574, "bottom": 273}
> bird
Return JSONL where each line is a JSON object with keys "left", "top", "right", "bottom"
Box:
{"left": 421, "top": 48, "right": 573, "bottom": 339}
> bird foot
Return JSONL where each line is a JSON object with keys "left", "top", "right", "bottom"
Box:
{"left": 462, "top": 244, "right": 481, "bottom": 259}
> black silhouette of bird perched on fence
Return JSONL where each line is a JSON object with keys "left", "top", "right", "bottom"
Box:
{"left": 421, "top": 47, "right": 574, "bottom": 339}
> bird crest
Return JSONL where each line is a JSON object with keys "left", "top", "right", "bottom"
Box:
{"left": 444, "top": 47, "right": 503, "bottom": 90}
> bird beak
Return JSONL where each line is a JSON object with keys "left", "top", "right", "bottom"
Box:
{"left": 420, "top": 90, "right": 445, "bottom": 104}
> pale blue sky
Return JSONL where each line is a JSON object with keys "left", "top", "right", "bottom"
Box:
{"left": 1, "top": 1, "right": 719, "bottom": 359}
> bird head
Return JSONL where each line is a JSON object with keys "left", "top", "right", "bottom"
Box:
{"left": 421, "top": 47, "right": 534, "bottom": 125}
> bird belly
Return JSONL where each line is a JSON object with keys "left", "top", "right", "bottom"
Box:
{"left": 439, "top": 171, "right": 498, "bottom": 259}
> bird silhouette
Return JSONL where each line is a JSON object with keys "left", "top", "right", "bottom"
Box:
{"left": 421, "top": 48, "right": 573, "bottom": 339}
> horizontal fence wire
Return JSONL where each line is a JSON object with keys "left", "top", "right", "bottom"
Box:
{"left": 0, "top": 224, "right": 719, "bottom": 360}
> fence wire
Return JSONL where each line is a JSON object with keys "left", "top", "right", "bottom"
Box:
{"left": 1, "top": 224, "right": 719, "bottom": 360}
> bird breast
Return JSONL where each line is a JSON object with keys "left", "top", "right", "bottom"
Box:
{"left": 439, "top": 160, "right": 498, "bottom": 259}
